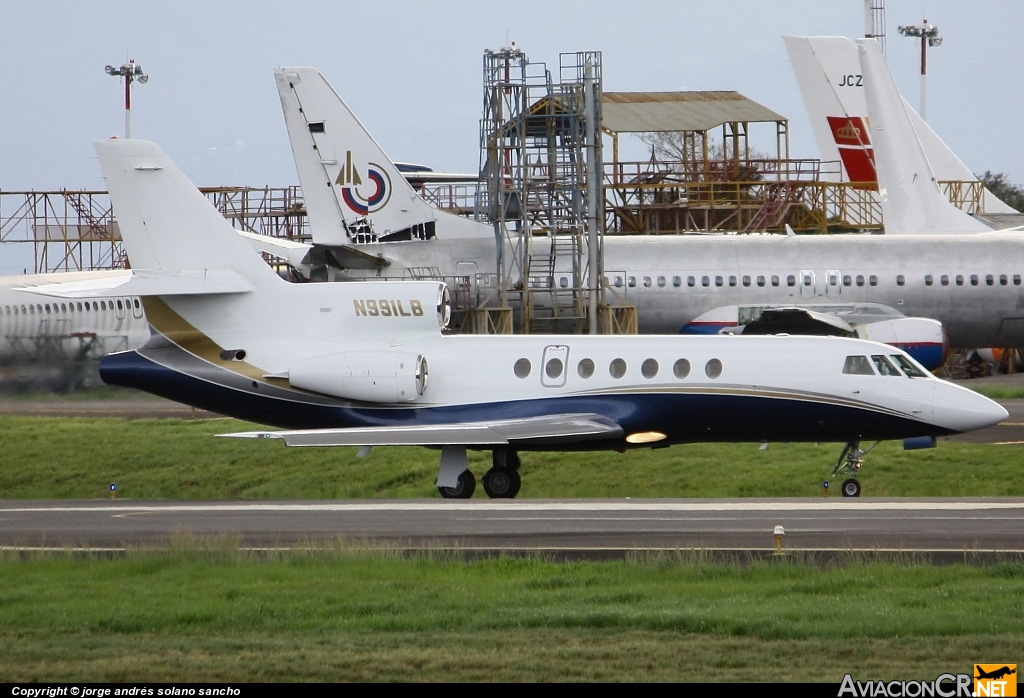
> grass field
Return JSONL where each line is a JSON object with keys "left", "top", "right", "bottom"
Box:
{"left": 0, "top": 549, "right": 1021, "bottom": 681}
{"left": 0, "top": 415, "right": 1021, "bottom": 499}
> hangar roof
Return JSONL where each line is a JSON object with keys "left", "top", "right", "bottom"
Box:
{"left": 602, "top": 91, "right": 786, "bottom": 134}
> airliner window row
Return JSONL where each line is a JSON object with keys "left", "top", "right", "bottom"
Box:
{"left": 2, "top": 299, "right": 141, "bottom": 316}
{"left": 515, "top": 356, "right": 723, "bottom": 380}
{"left": 601, "top": 274, "right": 1024, "bottom": 289}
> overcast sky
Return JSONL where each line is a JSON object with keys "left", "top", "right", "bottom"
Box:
{"left": 1, "top": 1, "right": 1021, "bottom": 190}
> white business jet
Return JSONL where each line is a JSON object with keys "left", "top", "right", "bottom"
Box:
{"left": 22, "top": 139, "right": 1006, "bottom": 499}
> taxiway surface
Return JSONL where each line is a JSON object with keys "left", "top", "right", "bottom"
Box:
{"left": 2, "top": 499, "right": 1022, "bottom": 551}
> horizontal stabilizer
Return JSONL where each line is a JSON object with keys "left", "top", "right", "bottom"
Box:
{"left": 13, "top": 269, "right": 251, "bottom": 299}
{"left": 237, "top": 230, "right": 312, "bottom": 268}
{"left": 220, "top": 413, "right": 623, "bottom": 447}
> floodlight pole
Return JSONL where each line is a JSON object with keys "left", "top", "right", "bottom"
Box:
{"left": 105, "top": 59, "right": 149, "bottom": 138}
{"left": 897, "top": 19, "right": 942, "bottom": 121}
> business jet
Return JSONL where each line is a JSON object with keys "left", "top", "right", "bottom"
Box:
{"left": 21, "top": 139, "right": 1007, "bottom": 500}
{"left": 784, "top": 35, "right": 1017, "bottom": 230}
{"left": 261, "top": 66, "right": 1024, "bottom": 369}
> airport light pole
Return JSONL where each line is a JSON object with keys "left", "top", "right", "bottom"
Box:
{"left": 897, "top": 20, "right": 942, "bottom": 121}
{"left": 105, "top": 59, "right": 148, "bottom": 138}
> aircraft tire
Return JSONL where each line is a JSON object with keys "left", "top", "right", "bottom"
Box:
{"left": 482, "top": 467, "right": 521, "bottom": 499}
{"left": 438, "top": 470, "right": 476, "bottom": 499}
{"left": 841, "top": 478, "right": 861, "bottom": 498}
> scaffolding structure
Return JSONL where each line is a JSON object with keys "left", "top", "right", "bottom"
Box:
{"left": 0, "top": 187, "right": 309, "bottom": 274}
{"left": 477, "top": 47, "right": 613, "bottom": 333}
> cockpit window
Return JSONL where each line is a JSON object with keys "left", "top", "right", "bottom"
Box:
{"left": 871, "top": 355, "right": 902, "bottom": 376}
{"left": 890, "top": 354, "right": 929, "bottom": 378}
{"left": 843, "top": 355, "right": 875, "bottom": 375}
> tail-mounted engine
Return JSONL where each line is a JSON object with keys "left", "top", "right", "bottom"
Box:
{"left": 289, "top": 351, "right": 428, "bottom": 403}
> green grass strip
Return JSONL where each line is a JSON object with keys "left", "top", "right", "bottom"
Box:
{"left": 0, "top": 552, "right": 1021, "bottom": 681}
{"left": 1, "top": 416, "right": 1022, "bottom": 499}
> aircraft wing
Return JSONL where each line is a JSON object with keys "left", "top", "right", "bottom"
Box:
{"left": 12, "top": 269, "right": 251, "bottom": 298}
{"left": 220, "top": 412, "right": 623, "bottom": 447}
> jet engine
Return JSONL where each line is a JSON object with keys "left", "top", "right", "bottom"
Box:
{"left": 858, "top": 317, "right": 948, "bottom": 370}
{"left": 289, "top": 351, "right": 428, "bottom": 403}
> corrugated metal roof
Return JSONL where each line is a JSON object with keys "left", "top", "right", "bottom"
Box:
{"left": 602, "top": 91, "right": 786, "bottom": 133}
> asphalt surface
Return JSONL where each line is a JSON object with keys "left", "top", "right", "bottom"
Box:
{"left": 2, "top": 499, "right": 1022, "bottom": 552}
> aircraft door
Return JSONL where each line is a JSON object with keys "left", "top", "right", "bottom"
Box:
{"left": 799, "top": 270, "right": 816, "bottom": 298}
{"left": 541, "top": 345, "right": 569, "bottom": 388}
{"left": 114, "top": 298, "right": 127, "bottom": 320}
{"left": 826, "top": 270, "right": 841, "bottom": 297}
{"left": 131, "top": 297, "right": 144, "bottom": 319}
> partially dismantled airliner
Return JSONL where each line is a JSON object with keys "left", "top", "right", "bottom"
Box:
{"left": 21, "top": 139, "right": 1007, "bottom": 499}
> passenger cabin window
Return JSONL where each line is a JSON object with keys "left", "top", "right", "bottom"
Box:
{"left": 614, "top": 276, "right": 623, "bottom": 287}
{"left": 924, "top": 275, "right": 933, "bottom": 286}
{"left": 786, "top": 275, "right": 796, "bottom": 287}
{"left": 742, "top": 275, "right": 751, "bottom": 287}
{"left": 986, "top": 274, "right": 995, "bottom": 286}
{"left": 628, "top": 276, "right": 637, "bottom": 287}
{"left": 1015, "top": 275, "right": 1022, "bottom": 286}
{"left": 871, "top": 355, "right": 902, "bottom": 376}
{"left": 940, "top": 275, "right": 949, "bottom": 286}
{"left": 559, "top": 277, "right": 568, "bottom": 288}
{"left": 801, "top": 273, "right": 812, "bottom": 287}
{"left": 609, "top": 358, "right": 627, "bottom": 379}
{"left": 828, "top": 273, "right": 839, "bottom": 287}
{"left": 970, "top": 275, "right": 979, "bottom": 286}
{"left": 577, "top": 358, "right": 595, "bottom": 378}
{"left": 757, "top": 275, "right": 766, "bottom": 287}
{"left": 673, "top": 359, "right": 690, "bottom": 378}
{"left": 956, "top": 275, "right": 964, "bottom": 286}
{"left": 771, "top": 275, "right": 780, "bottom": 287}
{"left": 643, "top": 276, "right": 652, "bottom": 288}
{"left": 728, "top": 276, "right": 737, "bottom": 287}
{"left": 1000, "top": 274, "right": 1008, "bottom": 286}
{"left": 672, "top": 276, "right": 681, "bottom": 287}
{"left": 891, "top": 354, "right": 928, "bottom": 378}
{"left": 687, "top": 276, "right": 696, "bottom": 287}
{"left": 641, "top": 358, "right": 659, "bottom": 378}
{"left": 514, "top": 358, "right": 531, "bottom": 378}
{"left": 705, "top": 358, "right": 723, "bottom": 379}
{"left": 657, "top": 276, "right": 666, "bottom": 288}
{"left": 702, "top": 276, "right": 710, "bottom": 287}
{"left": 869, "top": 275, "right": 878, "bottom": 286}
{"left": 843, "top": 356, "right": 875, "bottom": 375}
{"left": 545, "top": 357, "right": 564, "bottom": 379}
{"left": 843, "top": 275, "right": 852, "bottom": 286}
{"left": 896, "top": 275, "right": 905, "bottom": 286}
{"left": 856, "top": 275, "right": 865, "bottom": 286}
{"left": 715, "top": 276, "right": 724, "bottom": 287}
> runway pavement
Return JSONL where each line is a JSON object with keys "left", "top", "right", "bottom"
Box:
{"left": 2, "top": 499, "right": 1022, "bottom": 553}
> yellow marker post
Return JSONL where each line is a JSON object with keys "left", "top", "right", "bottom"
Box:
{"left": 774, "top": 525, "right": 785, "bottom": 555}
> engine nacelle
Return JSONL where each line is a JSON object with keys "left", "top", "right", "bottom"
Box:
{"left": 857, "top": 317, "right": 948, "bottom": 370}
{"left": 289, "top": 350, "right": 428, "bottom": 403}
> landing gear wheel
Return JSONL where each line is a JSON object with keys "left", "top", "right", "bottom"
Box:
{"left": 438, "top": 470, "right": 476, "bottom": 499}
{"left": 841, "top": 478, "right": 861, "bottom": 498}
{"left": 483, "top": 467, "right": 522, "bottom": 499}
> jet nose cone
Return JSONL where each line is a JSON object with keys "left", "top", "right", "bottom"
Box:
{"left": 934, "top": 383, "right": 1008, "bottom": 433}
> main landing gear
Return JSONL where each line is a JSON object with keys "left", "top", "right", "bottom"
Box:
{"left": 435, "top": 447, "right": 522, "bottom": 499}
{"left": 825, "top": 440, "right": 878, "bottom": 497}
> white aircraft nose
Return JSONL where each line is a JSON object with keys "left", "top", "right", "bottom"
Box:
{"left": 933, "top": 383, "right": 1009, "bottom": 433}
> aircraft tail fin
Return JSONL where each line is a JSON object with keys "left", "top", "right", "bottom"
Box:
{"left": 275, "top": 67, "right": 488, "bottom": 246}
{"left": 94, "top": 138, "right": 282, "bottom": 291}
{"left": 784, "top": 36, "right": 875, "bottom": 186}
{"left": 857, "top": 39, "right": 991, "bottom": 234}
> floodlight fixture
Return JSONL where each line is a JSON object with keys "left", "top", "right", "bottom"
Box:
{"left": 898, "top": 19, "right": 942, "bottom": 120}
{"left": 105, "top": 59, "right": 149, "bottom": 138}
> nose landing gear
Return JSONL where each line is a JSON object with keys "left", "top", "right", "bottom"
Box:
{"left": 826, "top": 440, "right": 878, "bottom": 497}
